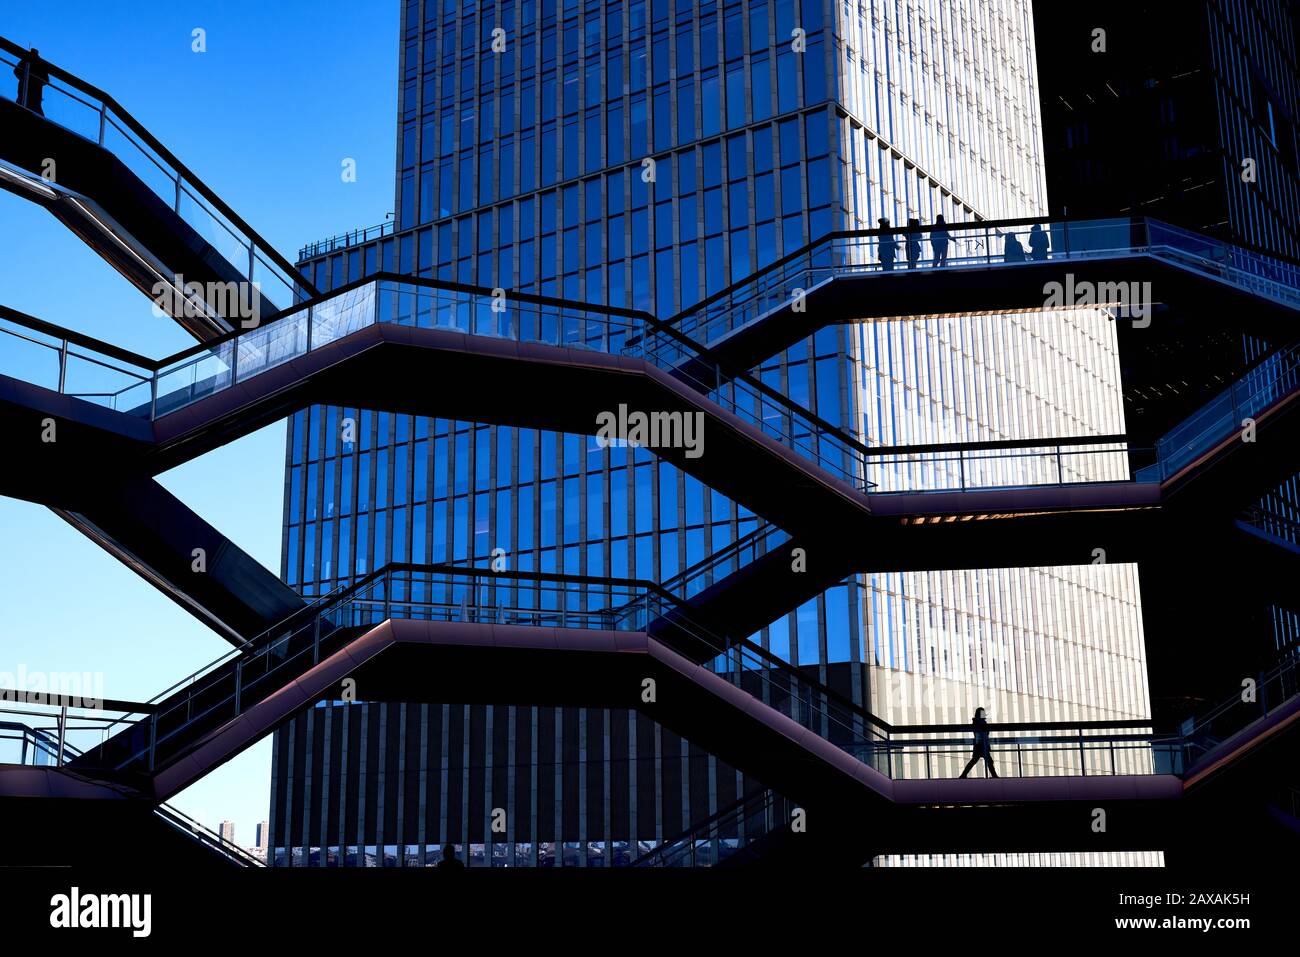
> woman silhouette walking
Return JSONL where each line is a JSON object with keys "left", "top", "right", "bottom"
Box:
{"left": 958, "top": 707, "right": 999, "bottom": 778}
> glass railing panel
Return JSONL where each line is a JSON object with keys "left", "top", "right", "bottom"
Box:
{"left": 61, "top": 348, "right": 150, "bottom": 411}
{"left": 866, "top": 443, "right": 1134, "bottom": 494}
{"left": 253, "top": 251, "right": 296, "bottom": 314}
{"left": 311, "top": 281, "right": 378, "bottom": 348}
{"left": 665, "top": 218, "right": 1153, "bottom": 356}
{"left": 1237, "top": 347, "right": 1300, "bottom": 419}
{"left": 1156, "top": 399, "right": 1238, "bottom": 477}
{"left": 97, "top": 111, "right": 174, "bottom": 213}
{"left": 0, "top": 319, "right": 156, "bottom": 413}
{"left": 658, "top": 522, "right": 782, "bottom": 601}
{"left": 1147, "top": 220, "right": 1300, "bottom": 304}
{"left": 701, "top": 636, "right": 886, "bottom": 763}
{"left": 701, "top": 378, "right": 866, "bottom": 490}
{"left": 234, "top": 308, "right": 307, "bottom": 382}
{"left": 35, "top": 566, "right": 1217, "bottom": 784}
{"left": 1181, "top": 655, "right": 1300, "bottom": 768}
{"left": 679, "top": 261, "right": 835, "bottom": 344}
{"left": 0, "top": 724, "right": 59, "bottom": 766}
{"left": 633, "top": 790, "right": 786, "bottom": 866}
{"left": 114, "top": 378, "right": 154, "bottom": 416}
{"left": 176, "top": 180, "right": 253, "bottom": 279}
{"left": 367, "top": 281, "right": 642, "bottom": 351}
{"left": 0, "top": 321, "right": 63, "bottom": 390}
{"left": 1049, "top": 218, "right": 1135, "bottom": 258}
{"left": 25, "top": 70, "right": 102, "bottom": 143}
{"left": 154, "top": 341, "right": 235, "bottom": 415}
{"left": 1, "top": 40, "right": 307, "bottom": 312}
{"left": 872, "top": 727, "right": 1166, "bottom": 780}
{"left": 1154, "top": 341, "right": 1300, "bottom": 479}
{"left": 1147, "top": 220, "right": 1229, "bottom": 269}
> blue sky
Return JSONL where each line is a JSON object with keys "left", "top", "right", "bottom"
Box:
{"left": 0, "top": 1, "right": 397, "bottom": 845}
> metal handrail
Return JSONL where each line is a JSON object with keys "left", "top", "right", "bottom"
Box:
{"left": 4, "top": 294, "right": 1154, "bottom": 492}
{"left": 1151, "top": 337, "right": 1300, "bottom": 481}
{"left": 66, "top": 562, "right": 1214, "bottom": 779}
{"left": 152, "top": 804, "right": 266, "bottom": 867}
{"left": 662, "top": 217, "right": 1300, "bottom": 338}
{"left": 6, "top": 219, "right": 1293, "bottom": 498}
{"left": 1, "top": 274, "right": 883, "bottom": 490}
{"left": 0, "top": 718, "right": 264, "bottom": 865}
{"left": 658, "top": 522, "right": 780, "bottom": 597}
{"left": 16, "top": 565, "right": 1289, "bottom": 791}
{"left": 298, "top": 219, "right": 396, "bottom": 261}
{"left": 0, "top": 37, "right": 318, "bottom": 304}
{"left": 630, "top": 788, "right": 782, "bottom": 867}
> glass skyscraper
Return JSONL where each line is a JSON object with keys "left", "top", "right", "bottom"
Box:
{"left": 270, "top": 0, "right": 1153, "bottom": 866}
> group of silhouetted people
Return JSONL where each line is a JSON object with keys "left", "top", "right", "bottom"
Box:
{"left": 877, "top": 215, "right": 949, "bottom": 270}
{"left": 876, "top": 217, "right": 1050, "bottom": 270}
{"left": 12, "top": 47, "right": 49, "bottom": 116}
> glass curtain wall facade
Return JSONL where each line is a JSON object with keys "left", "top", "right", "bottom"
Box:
{"left": 270, "top": 0, "right": 1154, "bottom": 866}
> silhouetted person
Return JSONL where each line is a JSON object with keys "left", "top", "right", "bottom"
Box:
{"left": 905, "top": 218, "right": 922, "bottom": 268}
{"left": 436, "top": 843, "right": 465, "bottom": 869}
{"left": 959, "top": 707, "right": 999, "bottom": 778}
{"left": 877, "top": 218, "right": 897, "bottom": 271}
{"left": 931, "top": 214, "right": 951, "bottom": 267}
{"left": 1028, "top": 223, "right": 1049, "bottom": 261}
{"left": 14, "top": 48, "right": 48, "bottom": 116}
{"left": 1003, "top": 234, "right": 1026, "bottom": 263}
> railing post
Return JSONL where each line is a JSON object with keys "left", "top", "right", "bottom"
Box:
{"left": 1056, "top": 446, "right": 1064, "bottom": 484}
{"left": 1078, "top": 730, "right": 1087, "bottom": 776}
{"left": 958, "top": 453, "right": 966, "bottom": 491}
{"left": 148, "top": 713, "right": 158, "bottom": 773}
{"left": 313, "top": 612, "right": 322, "bottom": 665}
{"left": 57, "top": 338, "right": 68, "bottom": 393}
{"left": 98, "top": 102, "right": 106, "bottom": 146}
{"left": 56, "top": 705, "right": 67, "bottom": 767}
{"left": 234, "top": 658, "right": 243, "bottom": 714}
{"left": 150, "top": 372, "right": 158, "bottom": 420}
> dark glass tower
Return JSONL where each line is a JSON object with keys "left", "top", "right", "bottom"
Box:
{"left": 1035, "top": 0, "right": 1300, "bottom": 256}
{"left": 1033, "top": 0, "right": 1300, "bottom": 720}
